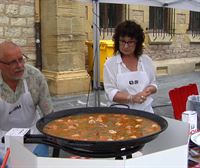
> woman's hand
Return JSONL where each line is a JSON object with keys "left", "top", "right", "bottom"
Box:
{"left": 143, "top": 85, "right": 157, "bottom": 97}
{"left": 113, "top": 92, "right": 146, "bottom": 104}
{"left": 113, "top": 85, "right": 156, "bottom": 104}
{"left": 131, "top": 85, "right": 157, "bottom": 104}
{"left": 132, "top": 93, "right": 147, "bottom": 104}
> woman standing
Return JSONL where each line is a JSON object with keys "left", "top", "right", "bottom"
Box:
{"left": 103, "top": 20, "right": 157, "bottom": 113}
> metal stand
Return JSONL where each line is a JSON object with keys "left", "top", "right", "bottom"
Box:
{"left": 92, "top": 0, "right": 101, "bottom": 107}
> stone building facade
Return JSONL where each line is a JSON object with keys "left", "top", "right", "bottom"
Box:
{"left": 85, "top": 4, "right": 200, "bottom": 76}
{"left": 0, "top": 1, "right": 199, "bottom": 96}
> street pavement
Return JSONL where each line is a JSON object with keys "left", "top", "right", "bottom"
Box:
{"left": 52, "top": 71, "right": 200, "bottom": 119}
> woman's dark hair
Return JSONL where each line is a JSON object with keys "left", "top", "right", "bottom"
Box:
{"left": 113, "top": 20, "right": 144, "bottom": 58}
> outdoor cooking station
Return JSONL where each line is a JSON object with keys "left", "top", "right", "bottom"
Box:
{"left": 5, "top": 116, "right": 189, "bottom": 168}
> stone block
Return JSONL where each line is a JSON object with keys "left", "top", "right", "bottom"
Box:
{"left": 195, "top": 62, "right": 200, "bottom": 71}
{"left": 0, "top": 16, "right": 9, "bottom": 25}
{"left": 0, "top": 4, "right": 5, "bottom": 13}
{"left": 72, "top": 17, "right": 84, "bottom": 34}
{"left": 57, "top": 17, "right": 72, "bottom": 35}
{"left": 27, "top": 17, "right": 34, "bottom": 27}
{"left": 24, "top": 0, "right": 34, "bottom": 3}
{"left": 12, "top": 38, "right": 27, "bottom": 46}
{"left": 0, "top": 26, "right": 3, "bottom": 37}
{"left": 6, "top": 4, "right": 18, "bottom": 16}
{"left": 26, "top": 37, "right": 35, "bottom": 46}
{"left": 57, "top": 0, "right": 71, "bottom": 6}
{"left": 155, "top": 57, "right": 200, "bottom": 76}
{"left": 22, "top": 27, "right": 34, "bottom": 36}
{"left": 156, "top": 66, "right": 168, "bottom": 76}
{"left": 5, "top": 27, "right": 21, "bottom": 37}
{"left": 130, "top": 10, "right": 144, "bottom": 22}
{"left": 177, "top": 13, "right": 186, "bottom": 24}
{"left": 57, "top": 8, "right": 71, "bottom": 16}
{"left": 43, "top": 69, "right": 91, "bottom": 96}
{"left": 19, "top": 5, "right": 34, "bottom": 16}
{"left": 11, "top": 18, "right": 26, "bottom": 26}
{"left": 26, "top": 53, "right": 36, "bottom": 60}
{"left": 168, "top": 63, "right": 195, "bottom": 75}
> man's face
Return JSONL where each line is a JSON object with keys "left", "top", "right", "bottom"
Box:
{"left": 0, "top": 47, "right": 25, "bottom": 81}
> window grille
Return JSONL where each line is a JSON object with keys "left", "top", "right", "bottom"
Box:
{"left": 149, "top": 6, "right": 175, "bottom": 40}
{"left": 100, "top": 3, "right": 124, "bottom": 38}
{"left": 189, "top": 11, "right": 200, "bottom": 37}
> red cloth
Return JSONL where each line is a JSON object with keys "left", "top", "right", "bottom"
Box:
{"left": 169, "top": 83, "right": 198, "bottom": 120}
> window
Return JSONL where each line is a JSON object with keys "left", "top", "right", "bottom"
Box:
{"left": 189, "top": 11, "right": 200, "bottom": 35}
{"left": 149, "top": 6, "right": 175, "bottom": 36}
{"left": 100, "top": 3, "right": 124, "bottom": 36}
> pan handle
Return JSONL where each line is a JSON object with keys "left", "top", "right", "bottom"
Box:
{"left": 1, "top": 134, "right": 60, "bottom": 148}
{"left": 2, "top": 134, "right": 93, "bottom": 148}
{"left": 1, "top": 134, "right": 48, "bottom": 144}
{"left": 110, "top": 104, "right": 130, "bottom": 109}
{"left": 24, "top": 134, "right": 58, "bottom": 146}
{"left": 25, "top": 135, "right": 94, "bottom": 148}
{"left": 26, "top": 135, "right": 95, "bottom": 148}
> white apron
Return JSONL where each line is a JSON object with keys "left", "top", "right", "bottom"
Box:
{"left": 116, "top": 61, "right": 154, "bottom": 113}
{"left": 0, "top": 80, "right": 40, "bottom": 157}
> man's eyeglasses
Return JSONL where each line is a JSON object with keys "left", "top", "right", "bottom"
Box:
{"left": 119, "top": 40, "right": 137, "bottom": 46}
{"left": 0, "top": 54, "right": 29, "bottom": 67}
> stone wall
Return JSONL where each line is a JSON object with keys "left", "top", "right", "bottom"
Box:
{"left": 40, "top": 0, "right": 90, "bottom": 96}
{"left": 145, "top": 35, "right": 191, "bottom": 60}
{"left": 0, "top": 0, "right": 35, "bottom": 62}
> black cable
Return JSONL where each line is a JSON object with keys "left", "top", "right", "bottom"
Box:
{"left": 152, "top": 103, "right": 172, "bottom": 108}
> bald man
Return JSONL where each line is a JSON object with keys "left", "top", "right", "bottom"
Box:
{"left": 0, "top": 41, "right": 53, "bottom": 159}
